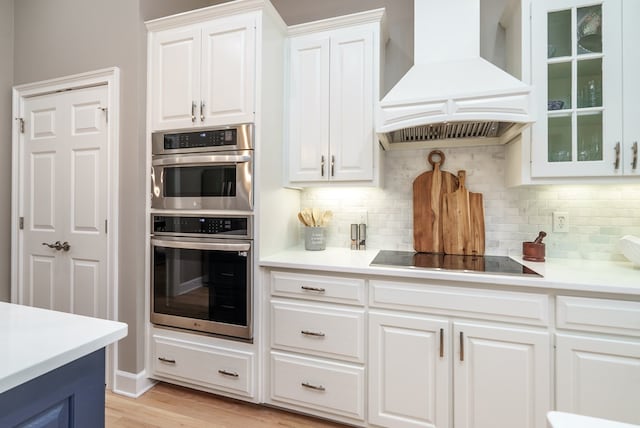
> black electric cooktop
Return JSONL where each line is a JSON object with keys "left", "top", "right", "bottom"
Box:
{"left": 370, "top": 250, "right": 542, "bottom": 277}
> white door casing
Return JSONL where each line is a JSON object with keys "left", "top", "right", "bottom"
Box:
{"left": 12, "top": 67, "right": 119, "bottom": 386}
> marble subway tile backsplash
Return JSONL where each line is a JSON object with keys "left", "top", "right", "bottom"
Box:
{"left": 300, "top": 145, "right": 640, "bottom": 260}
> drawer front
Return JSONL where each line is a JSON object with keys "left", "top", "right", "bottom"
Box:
{"left": 270, "top": 351, "right": 365, "bottom": 421}
{"left": 152, "top": 334, "right": 254, "bottom": 397}
{"left": 271, "top": 271, "right": 365, "bottom": 305}
{"left": 557, "top": 296, "right": 640, "bottom": 337}
{"left": 370, "top": 279, "right": 549, "bottom": 326}
{"left": 271, "top": 300, "right": 365, "bottom": 362}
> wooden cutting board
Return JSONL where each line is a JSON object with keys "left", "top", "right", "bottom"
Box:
{"left": 442, "top": 170, "right": 485, "bottom": 255}
{"left": 413, "top": 150, "right": 458, "bottom": 253}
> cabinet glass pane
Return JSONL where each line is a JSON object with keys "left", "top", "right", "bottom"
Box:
{"left": 548, "top": 116, "right": 572, "bottom": 162}
{"left": 548, "top": 10, "right": 571, "bottom": 58}
{"left": 548, "top": 62, "right": 571, "bottom": 110}
{"left": 577, "top": 5, "right": 602, "bottom": 54}
{"left": 577, "top": 58, "right": 602, "bottom": 108}
{"left": 577, "top": 112, "right": 603, "bottom": 161}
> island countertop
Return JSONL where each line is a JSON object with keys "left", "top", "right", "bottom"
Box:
{"left": 0, "top": 302, "right": 128, "bottom": 394}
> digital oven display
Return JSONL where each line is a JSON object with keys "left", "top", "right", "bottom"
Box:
{"left": 164, "top": 128, "right": 237, "bottom": 150}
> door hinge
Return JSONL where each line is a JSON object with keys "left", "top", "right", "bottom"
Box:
{"left": 19, "top": 217, "right": 24, "bottom": 230}
{"left": 104, "top": 219, "right": 108, "bottom": 234}
{"left": 98, "top": 107, "right": 108, "bottom": 123}
{"left": 15, "top": 117, "right": 25, "bottom": 133}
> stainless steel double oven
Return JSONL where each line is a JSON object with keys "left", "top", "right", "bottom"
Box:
{"left": 150, "top": 124, "right": 254, "bottom": 340}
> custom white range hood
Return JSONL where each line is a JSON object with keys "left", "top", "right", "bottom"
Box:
{"left": 377, "top": 0, "right": 533, "bottom": 150}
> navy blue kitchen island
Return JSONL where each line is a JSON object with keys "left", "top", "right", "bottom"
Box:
{"left": 0, "top": 302, "right": 127, "bottom": 427}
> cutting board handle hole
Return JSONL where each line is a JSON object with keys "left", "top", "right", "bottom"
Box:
{"left": 428, "top": 150, "right": 445, "bottom": 168}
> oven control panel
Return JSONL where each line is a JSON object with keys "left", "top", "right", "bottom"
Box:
{"left": 163, "top": 128, "right": 237, "bottom": 150}
{"left": 152, "top": 215, "right": 250, "bottom": 238}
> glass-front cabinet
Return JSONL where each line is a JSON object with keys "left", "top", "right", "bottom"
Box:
{"left": 531, "top": 0, "right": 629, "bottom": 177}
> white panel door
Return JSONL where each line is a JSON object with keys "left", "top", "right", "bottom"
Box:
{"left": 150, "top": 26, "right": 201, "bottom": 131}
{"left": 201, "top": 13, "right": 256, "bottom": 127}
{"left": 453, "top": 321, "right": 551, "bottom": 428}
{"left": 329, "top": 28, "right": 374, "bottom": 181}
{"left": 556, "top": 333, "right": 640, "bottom": 425}
{"left": 368, "top": 311, "right": 450, "bottom": 428}
{"left": 22, "top": 85, "right": 108, "bottom": 319}
{"left": 287, "top": 36, "right": 330, "bottom": 182}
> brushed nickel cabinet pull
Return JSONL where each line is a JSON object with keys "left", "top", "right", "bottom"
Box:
{"left": 459, "top": 332, "right": 464, "bottom": 362}
{"left": 439, "top": 328, "right": 444, "bottom": 358}
{"left": 301, "top": 382, "right": 325, "bottom": 392}
{"left": 301, "top": 285, "right": 326, "bottom": 293}
{"left": 218, "top": 369, "right": 239, "bottom": 378}
{"left": 158, "top": 357, "right": 176, "bottom": 364}
{"left": 321, "top": 155, "right": 325, "bottom": 177}
{"left": 614, "top": 142, "right": 621, "bottom": 170}
{"left": 200, "top": 101, "right": 205, "bottom": 122}
{"left": 301, "top": 330, "right": 326, "bottom": 337}
{"left": 331, "top": 155, "right": 335, "bottom": 176}
{"left": 191, "top": 101, "right": 196, "bottom": 123}
{"left": 632, "top": 141, "right": 638, "bottom": 170}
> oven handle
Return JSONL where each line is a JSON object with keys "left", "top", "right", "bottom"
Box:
{"left": 152, "top": 153, "right": 251, "bottom": 166}
{"left": 151, "top": 238, "right": 251, "bottom": 252}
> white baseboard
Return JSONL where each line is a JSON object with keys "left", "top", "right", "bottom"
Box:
{"left": 112, "top": 370, "right": 157, "bottom": 398}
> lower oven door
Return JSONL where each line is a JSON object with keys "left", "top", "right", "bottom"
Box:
{"left": 150, "top": 236, "right": 252, "bottom": 340}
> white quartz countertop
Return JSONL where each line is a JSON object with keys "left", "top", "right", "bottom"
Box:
{"left": 0, "top": 302, "right": 128, "bottom": 394}
{"left": 260, "top": 247, "right": 640, "bottom": 296}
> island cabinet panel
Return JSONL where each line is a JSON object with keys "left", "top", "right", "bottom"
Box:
{"left": 0, "top": 349, "right": 106, "bottom": 428}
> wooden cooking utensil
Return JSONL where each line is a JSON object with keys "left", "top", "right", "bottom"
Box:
{"left": 297, "top": 212, "right": 309, "bottom": 227}
{"left": 413, "top": 150, "right": 459, "bottom": 253}
{"left": 442, "top": 170, "right": 485, "bottom": 256}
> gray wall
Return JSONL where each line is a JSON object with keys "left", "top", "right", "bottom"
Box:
{"left": 7, "top": 0, "right": 414, "bottom": 374}
{"left": 0, "top": 0, "right": 13, "bottom": 303}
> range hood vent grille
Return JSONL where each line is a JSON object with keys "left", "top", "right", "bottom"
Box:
{"left": 378, "top": 121, "right": 525, "bottom": 150}
{"left": 394, "top": 121, "right": 507, "bottom": 142}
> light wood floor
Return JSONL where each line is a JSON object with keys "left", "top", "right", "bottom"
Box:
{"left": 106, "top": 382, "right": 349, "bottom": 428}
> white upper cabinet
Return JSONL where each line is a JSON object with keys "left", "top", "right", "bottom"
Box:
{"left": 150, "top": 13, "right": 256, "bottom": 131}
{"left": 285, "top": 10, "right": 384, "bottom": 186}
{"left": 530, "top": 0, "right": 639, "bottom": 178}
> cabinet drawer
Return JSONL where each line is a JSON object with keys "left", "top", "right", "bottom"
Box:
{"left": 151, "top": 334, "right": 254, "bottom": 397}
{"left": 271, "top": 300, "right": 365, "bottom": 363}
{"left": 557, "top": 296, "right": 640, "bottom": 337}
{"left": 271, "top": 271, "right": 365, "bottom": 305}
{"left": 270, "top": 351, "right": 365, "bottom": 421}
{"left": 370, "top": 279, "right": 549, "bottom": 326}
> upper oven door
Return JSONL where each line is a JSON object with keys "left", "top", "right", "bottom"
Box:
{"left": 151, "top": 151, "right": 253, "bottom": 211}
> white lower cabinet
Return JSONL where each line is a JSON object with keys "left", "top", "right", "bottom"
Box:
{"left": 453, "top": 321, "right": 550, "bottom": 428}
{"left": 368, "top": 311, "right": 450, "bottom": 428}
{"left": 270, "top": 351, "right": 365, "bottom": 420}
{"left": 368, "top": 312, "right": 550, "bottom": 428}
{"left": 268, "top": 271, "right": 366, "bottom": 424}
{"left": 555, "top": 295, "right": 640, "bottom": 425}
{"left": 556, "top": 333, "right": 640, "bottom": 425}
{"left": 150, "top": 330, "right": 255, "bottom": 399}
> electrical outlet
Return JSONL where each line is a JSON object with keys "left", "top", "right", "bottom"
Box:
{"left": 553, "top": 211, "right": 569, "bottom": 233}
